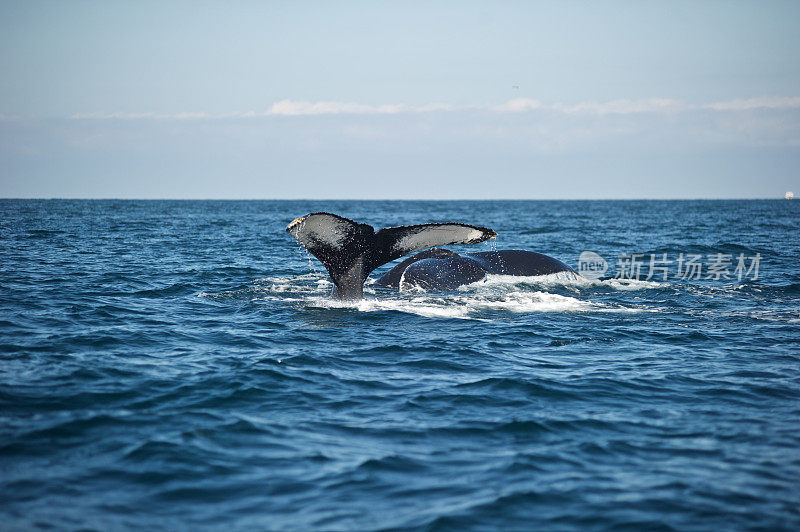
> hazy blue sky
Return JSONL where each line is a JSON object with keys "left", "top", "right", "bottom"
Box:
{"left": 1, "top": 1, "right": 799, "bottom": 198}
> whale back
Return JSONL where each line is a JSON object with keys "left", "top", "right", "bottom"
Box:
{"left": 378, "top": 249, "right": 580, "bottom": 292}
{"left": 399, "top": 256, "right": 488, "bottom": 292}
{"left": 466, "top": 250, "right": 575, "bottom": 276}
{"left": 374, "top": 248, "right": 460, "bottom": 288}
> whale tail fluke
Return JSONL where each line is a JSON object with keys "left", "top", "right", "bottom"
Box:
{"left": 286, "top": 212, "right": 496, "bottom": 299}
{"left": 286, "top": 213, "right": 374, "bottom": 299}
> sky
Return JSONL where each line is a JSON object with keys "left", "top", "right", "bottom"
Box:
{"left": 1, "top": 0, "right": 799, "bottom": 199}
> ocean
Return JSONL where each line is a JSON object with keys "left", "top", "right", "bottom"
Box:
{"left": 1, "top": 199, "right": 798, "bottom": 530}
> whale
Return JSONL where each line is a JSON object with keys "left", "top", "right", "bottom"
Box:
{"left": 374, "top": 248, "right": 578, "bottom": 291}
{"left": 286, "top": 212, "right": 577, "bottom": 299}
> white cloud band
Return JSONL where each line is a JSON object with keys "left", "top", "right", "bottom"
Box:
{"left": 65, "top": 96, "right": 800, "bottom": 120}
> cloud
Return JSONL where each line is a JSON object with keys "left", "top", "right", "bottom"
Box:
{"left": 266, "top": 100, "right": 403, "bottom": 116}
{"left": 65, "top": 96, "right": 800, "bottom": 120}
{"left": 265, "top": 100, "right": 463, "bottom": 115}
{"left": 553, "top": 98, "right": 687, "bottom": 115}
{"left": 700, "top": 96, "right": 800, "bottom": 111}
{"left": 5, "top": 95, "right": 800, "bottom": 199}
{"left": 70, "top": 111, "right": 212, "bottom": 120}
{"left": 490, "top": 98, "right": 543, "bottom": 112}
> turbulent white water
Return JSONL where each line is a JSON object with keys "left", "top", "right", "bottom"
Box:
{"left": 200, "top": 272, "right": 660, "bottom": 320}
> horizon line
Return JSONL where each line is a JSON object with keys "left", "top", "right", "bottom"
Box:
{"left": 0, "top": 197, "right": 793, "bottom": 201}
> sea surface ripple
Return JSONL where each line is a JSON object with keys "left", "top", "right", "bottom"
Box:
{"left": 1, "top": 199, "right": 799, "bottom": 530}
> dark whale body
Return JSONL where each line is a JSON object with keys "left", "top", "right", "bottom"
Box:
{"left": 375, "top": 249, "right": 576, "bottom": 291}
{"left": 286, "top": 212, "right": 577, "bottom": 299}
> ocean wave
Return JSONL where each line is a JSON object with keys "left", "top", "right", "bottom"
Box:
{"left": 6, "top": 200, "right": 799, "bottom": 531}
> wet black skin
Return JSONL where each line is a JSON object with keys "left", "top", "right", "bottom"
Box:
{"left": 374, "top": 249, "right": 576, "bottom": 291}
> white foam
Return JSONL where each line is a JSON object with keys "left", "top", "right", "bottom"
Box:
{"left": 475, "top": 273, "right": 667, "bottom": 291}
{"left": 307, "top": 296, "right": 478, "bottom": 320}
{"left": 602, "top": 278, "right": 669, "bottom": 290}
{"left": 300, "top": 287, "right": 642, "bottom": 319}
{"left": 200, "top": 273, "right": 331, "bottom": 299}
{"left": 476, "top": 271, "right": 585, "bottom": 289}
{"left": 201, "top": 271, "right": 649, "bottom": 319}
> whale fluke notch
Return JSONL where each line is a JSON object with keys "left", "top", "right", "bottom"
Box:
{"left": 286, "top": 212, "right": 496, "bottom": 299}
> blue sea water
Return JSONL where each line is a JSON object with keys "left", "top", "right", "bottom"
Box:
{"left": 1, "top": 199, "right": 799, "bottom": 531}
